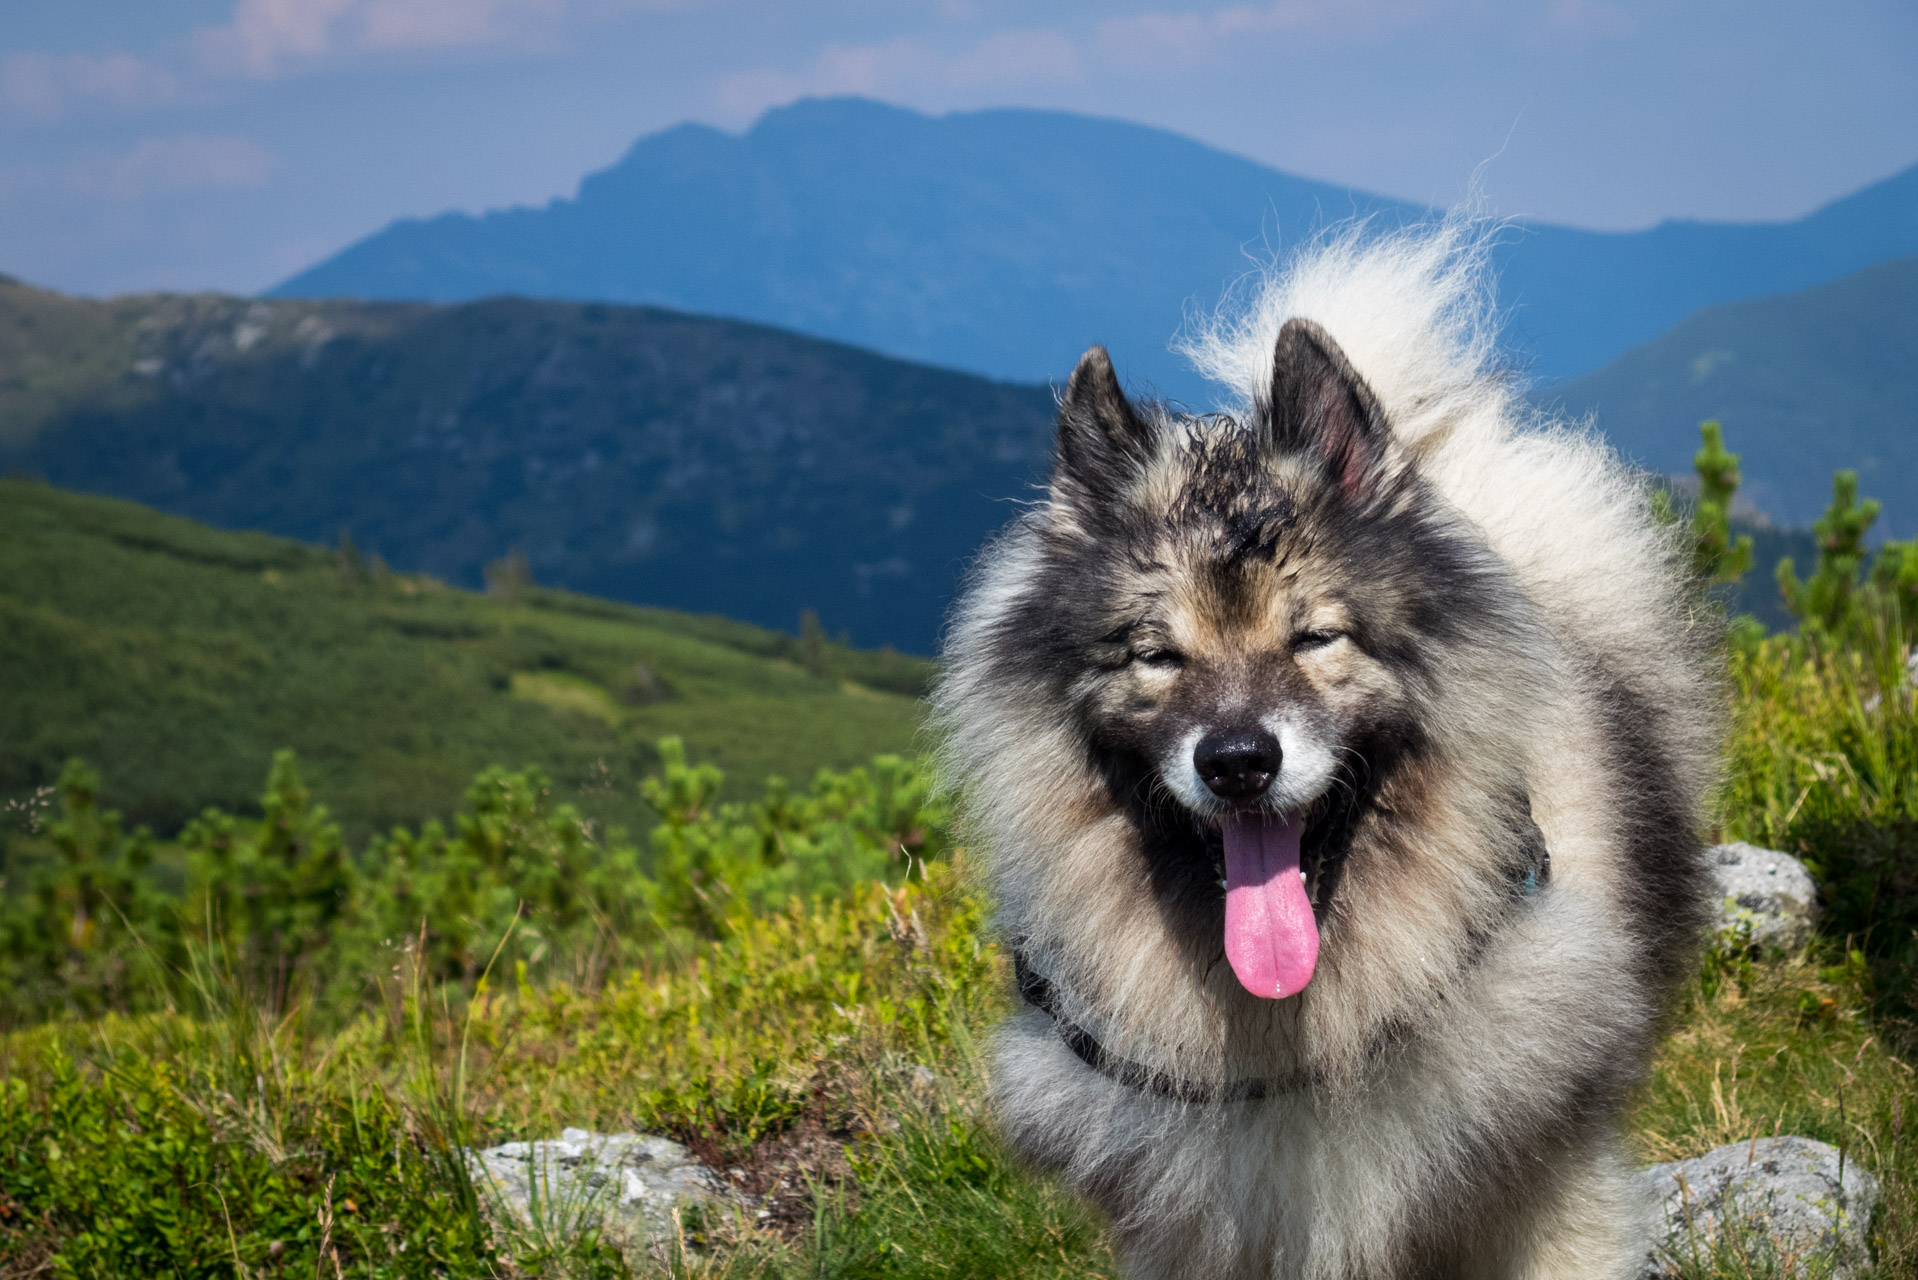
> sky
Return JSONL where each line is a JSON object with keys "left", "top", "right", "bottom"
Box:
{"left": 2, "top": 0, "right": 1914, "bottom": 298}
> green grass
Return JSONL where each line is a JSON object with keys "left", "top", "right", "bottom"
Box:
{"left": 0, "top": 478, "right": 929, "bottom": 845}
{"left": 2, "top": 872, "right": 1909, "bottom": 1278}
{"left": 1719, "top": 623, "right": 1918, "bottom": 1027}
{"left": 0, "top": 864, "right": 1123, "bottom": 1279}
{"left": 1633, "top": 944, "right": 1915, "bottom": 1277}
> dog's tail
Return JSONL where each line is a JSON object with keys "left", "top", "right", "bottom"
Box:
{"left": 1176, "top": 213, "right": 1509, "bottom": 456}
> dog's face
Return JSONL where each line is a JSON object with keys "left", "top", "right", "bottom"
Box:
{"left": 1078, "top": 504, "right": 1413, "bottom": 831}
{"left": 1040, "top": 322, "right": 1443, "bottom": 836}
{"left": 997, "top": 321, "right": 1513, "bottom": 997}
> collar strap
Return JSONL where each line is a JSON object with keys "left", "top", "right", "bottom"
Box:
{"left": 1013, "top": 949, "right": 1293, "bottom": 1104}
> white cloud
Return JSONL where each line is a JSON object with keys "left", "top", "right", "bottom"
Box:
{"left": 1521, "top": 0, "right": 1634, "bottom": 49}
{"left": 1, "top": 51, "right": 181, "bottom": 121}
{"left": 103, "top": 134, "right": 278, "bottom": 198}
{"left": 200, "top": 0, "right": 360, "bottom": 76}
{"left": 4, "top": 0, "right": 640, "bottom": 115}
{"left": 708, "top": 1, "right": 1463, "bottom": 121}
{"left": 1094, "top": 0, "right": 1442, "bottom": 57}
{"left": 0, "top": 135, "right": 277, "bottom": 204}
{"left": 195, "top": 0, "right": 591, "bottom": 76}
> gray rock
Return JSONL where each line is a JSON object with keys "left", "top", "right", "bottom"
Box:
{"left": 1639, "top": 1137, "right": 1879, "bottom": 1278}
{"left": 466, "top": 1128, "right": 734, "bottom": 1242}
{"left": 1710, "top": 842, "right": 1820, "bottom": 951}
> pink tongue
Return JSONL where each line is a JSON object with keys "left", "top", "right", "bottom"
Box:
{"left": 1223, "top": 813, "right": 1320, "bottom": 999}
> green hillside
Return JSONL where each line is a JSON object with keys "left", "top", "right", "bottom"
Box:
{"left": 0, "top": 479, "right": 927, "bottom": 843}
{"left": 0, "top": 277, "right": 1054, "bottom": 653}
{"left": 1550, "top": 254, "right": 1918, "bottom": 535}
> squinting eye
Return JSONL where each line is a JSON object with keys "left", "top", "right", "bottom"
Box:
{"left": 1293, "top": 629, "right": 1344, "bottom": 651}
{"left": 1134, "top": 648, "right": 1185, "bottom": 669}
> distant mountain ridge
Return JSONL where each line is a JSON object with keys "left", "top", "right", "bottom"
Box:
{"left": 1549, "top": 254, "right": 1918, "bottom": 536}
{"left": 0, "top": 278, "right": 1055, "bottom": 653}
{"left": 272, "top": 97, "right": 1918, "bottom": 396}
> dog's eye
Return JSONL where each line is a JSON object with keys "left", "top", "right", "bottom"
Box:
{"left": 1134, "top": 648, "right": 1185, "bottom": 669}
{"left": 1292, "top": 629, "right": 1345, "bottom": 651}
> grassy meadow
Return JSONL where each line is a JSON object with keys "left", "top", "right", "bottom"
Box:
{"left": 0, "top": 478, "right": 928, "bottom": 844}
{"left": 4, "top": 455, "right": 1918, "bottom": 1278}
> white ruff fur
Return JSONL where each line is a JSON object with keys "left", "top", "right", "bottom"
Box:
{"left": 935, "top": 220, "right": 1718, "bottom": 1280}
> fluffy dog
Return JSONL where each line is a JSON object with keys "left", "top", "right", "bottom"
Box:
{"left": 934, "top": 225, "right": 1719, "bottom": 1279}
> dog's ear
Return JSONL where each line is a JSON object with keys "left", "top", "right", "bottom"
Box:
{"left": 1267, "top": 319, "right": 1393, "bottom": 504}
{"left": 1051, "top": 345, "right": 1155, "bottom": 515}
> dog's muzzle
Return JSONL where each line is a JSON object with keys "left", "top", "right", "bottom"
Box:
{"left": 1195, "top": 727, "right": 1281, "bottom": 801}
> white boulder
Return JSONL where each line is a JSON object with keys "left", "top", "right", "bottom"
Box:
{"left": 1639, "top": 1136, "right": 1879, "bottom": 1278}
{"left": 466, "top": 1128, "right": 733, "bottom": 1242}
{"left": 1709, "top": 842, "right": 1820, "bottom": 952}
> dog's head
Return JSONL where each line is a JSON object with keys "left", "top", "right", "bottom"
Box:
{"left": 1024, "top": 320, "right": 1513, "bottom": 998}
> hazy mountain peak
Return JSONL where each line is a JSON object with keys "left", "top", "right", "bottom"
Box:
{"left": 272, "top": 100, "right": 1918, "bottom": 394}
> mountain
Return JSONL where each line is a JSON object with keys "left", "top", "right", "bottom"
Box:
{"left": 0, "top": 277, "right": 1056, "bottom": 653}
{"left": 271, "top": 98, "right": 1918, "bottom": 394}
{"left": 274, "top": 99, "right": 1414, "bottom": 401}
{"left": 1548, "top": 255, "right": 1918, "bottom": 535}
{"left": 0, "top": 479, "right": 926, "bottom": 841}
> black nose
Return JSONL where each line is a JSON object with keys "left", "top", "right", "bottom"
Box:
{"left": 1194, "top": 729, "right": 1281, "bottom": 800}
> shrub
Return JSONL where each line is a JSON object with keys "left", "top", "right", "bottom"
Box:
{"left": 0, "top": 740, "right": 951, "bottom": 1029}
{"left": 1775, "top": 468, "right": 1918, "bottom": 646}
{"left": 0, "top": 761, "right": 174, "bottom": 1022}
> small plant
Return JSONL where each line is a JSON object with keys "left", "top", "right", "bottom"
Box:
{"left": 0, "top": 741, "right": 952, "bottom": 1028}
{"left": 1777, "top": 471, "right": 1880, "bottom": 638}
{"left": 1689, "top": 420, "right": 1756, "bottom": 588}
{"left": 799, "top": 608, "right": 830, "bottom": 677}
{"left": 1651, "top": 420, "right": 1757, "bottom": 591}
{"left": 485, "top": 548, "right": 536, "bottom": 599}
{"left": 1870, "top": 535, "right": 1918, "bottom": 624}
{"left": 180, "top": 750, "right": 354, "bottom": 1013}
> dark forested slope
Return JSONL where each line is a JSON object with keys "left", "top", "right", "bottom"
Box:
{"left": 1549, "top": 255, "right": 1918, "bottom": 534}
{"left": 0, "top": 278, "right": 1056, "bottom": 652}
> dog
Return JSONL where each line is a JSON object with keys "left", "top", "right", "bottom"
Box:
{"left": 933, "top": 224, "right": 1719, "bottom": 1279}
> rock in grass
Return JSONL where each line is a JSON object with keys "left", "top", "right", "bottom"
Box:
{"left": 1639, "top": 1137, "right": 1879, "bottom": 1278}
{"left": 466, "top": 1129, "right": 732, "bottom": 1242}
{"left": 1710, "top": 842, "right": 1820, "bottom": 951}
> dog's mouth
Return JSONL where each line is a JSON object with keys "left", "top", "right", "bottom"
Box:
{"left": 1214, "top": 807, "right": 1322, "bottom": 1000}
{"left": 1190, "top": 794, "right": 1340, "bottom": 1002}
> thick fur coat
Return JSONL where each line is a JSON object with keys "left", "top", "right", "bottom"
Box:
{"left": 933, "top": 225, "right": 1720, "bottom": 1279}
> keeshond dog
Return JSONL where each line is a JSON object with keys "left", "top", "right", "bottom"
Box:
{"left": 934, "top": 226, "right": 1719, "bottom": 1279}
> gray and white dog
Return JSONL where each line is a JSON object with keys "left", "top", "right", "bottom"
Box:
{"left": 934, "top": 225, "right": 1719, "bottom": 1279}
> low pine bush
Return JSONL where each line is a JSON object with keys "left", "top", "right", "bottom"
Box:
{"left": 0, "top": 740, "right": 948, "bottom": 1028}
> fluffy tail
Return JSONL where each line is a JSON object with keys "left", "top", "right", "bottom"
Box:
{"left": 1175, "top": 215, "right": 1512, "bottom": 458}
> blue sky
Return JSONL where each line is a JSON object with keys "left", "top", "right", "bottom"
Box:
{"left": 3, "top": 0, "right": 1914, "bottom": 297}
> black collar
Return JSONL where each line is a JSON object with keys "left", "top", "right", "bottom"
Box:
{"left": 1013, "top": 948, "right": 1299, "bottom": 1103}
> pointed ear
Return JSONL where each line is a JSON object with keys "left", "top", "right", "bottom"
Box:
{"left": 1052, "top": 346, "right": 1154, "bottom": 510}
{"left": 1267, "top": 319, "right": 1393, "bottom": 504}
